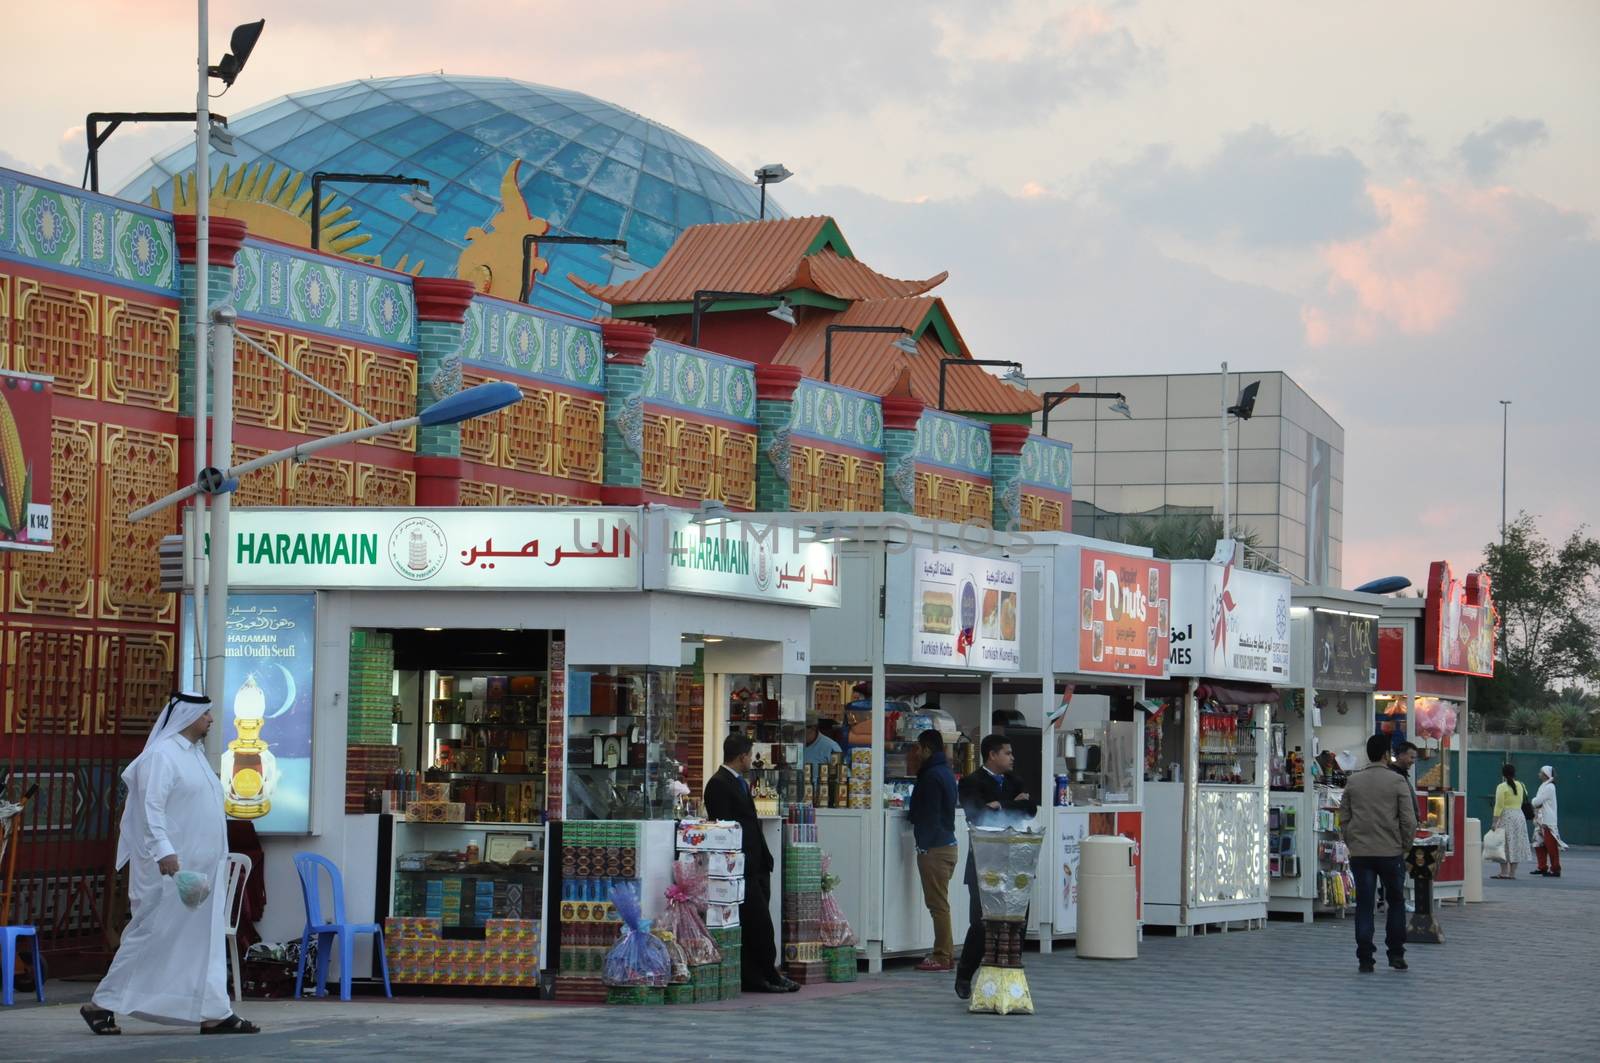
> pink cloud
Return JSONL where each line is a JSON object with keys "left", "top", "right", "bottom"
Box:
{"left": 1303, "top": 180, "right": 1516, "bottom": 346}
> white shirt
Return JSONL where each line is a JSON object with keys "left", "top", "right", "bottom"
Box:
{"left": 1533, "top": 780, "right": 1559, "bottom": 831}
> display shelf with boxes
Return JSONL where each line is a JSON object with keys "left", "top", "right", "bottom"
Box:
{"left": 676, "top": 818, "right": 745, "bottom": 1001}
{"left": 725, "top": 674, "right": 804, "bottom": 816}
{"left": 1268, "top": 804, "right": 1300, "bottom": 879}
{"left": 565, "top": 666, "right": 682, "bottom": 821}
{"left": 1314, "top": 784, "right": 1353, "bottom": 913}
{"left": 422, "top": 662, "right": 550, "bottom": 825}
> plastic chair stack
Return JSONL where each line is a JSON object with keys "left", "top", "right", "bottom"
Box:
{"left": 292, "top": 853, "right": 392, "bottom": 1001}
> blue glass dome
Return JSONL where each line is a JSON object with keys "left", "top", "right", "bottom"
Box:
{"left": 118, "top": 74, "right": 782, "bottom": 318}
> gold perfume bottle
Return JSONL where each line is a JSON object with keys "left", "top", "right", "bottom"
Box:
{"left": 222, "top": 674, "right": 277, "bottom": 819}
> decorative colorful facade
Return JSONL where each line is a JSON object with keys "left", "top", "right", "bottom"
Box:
{"left": 0, "top": 163, "right": 1069, "bottom": 972}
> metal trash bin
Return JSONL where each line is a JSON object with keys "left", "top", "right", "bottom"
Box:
{"left": 1076, "top": 835, "right": 1137, "bottom": 960}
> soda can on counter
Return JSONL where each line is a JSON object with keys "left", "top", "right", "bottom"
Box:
{"left": 1055, "top": 775, "right": 1071, "bottom": 807}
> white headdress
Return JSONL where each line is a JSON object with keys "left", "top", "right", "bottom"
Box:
{"left": 115, "top": 691, "right": 211, "bottom": 869}
{"left": 1540, "top": 764, "right": 1554, "bottom": 780}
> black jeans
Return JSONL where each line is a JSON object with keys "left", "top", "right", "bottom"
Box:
{"left": 1350, "top": 855, "right": 1407, "bottom": 964}
{"left": 957, "top": 874, "right": 984, "bottom": 981}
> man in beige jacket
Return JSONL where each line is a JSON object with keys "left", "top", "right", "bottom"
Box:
{"left": 1339, "top": 735, "right": 1418, "bottom": 973}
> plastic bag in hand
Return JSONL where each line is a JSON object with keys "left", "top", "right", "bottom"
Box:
{"left": 174, "top": 870, "right": 213, "bottom": 909}
{"left": 657, "top": 861, "right": 721, "bottom": 966}
{"left": 818, "top": 854, "right": 858, "bottom": 948}
{"left": 602, "top": 881, "right": 672, "bottom": 988}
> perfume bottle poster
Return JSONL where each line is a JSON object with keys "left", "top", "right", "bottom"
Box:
{"left": 182, "top": 593, "right": 317, "bottom": 834}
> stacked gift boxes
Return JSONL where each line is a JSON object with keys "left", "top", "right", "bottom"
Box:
{"left": 781, "top": 807, "right": 825, "bottom": 984}
{"left": 557, "top": 820, "right": 637, "bottom": 1003}
{"left": 677, "top": 820, "right": 743, "bottom": 1000}
{"left": 348, "top": 630, "right": 396, "bottom": 744}
{"left": 346, "top": 744, "right": 402, "bottom": 814}
{"left": 385, "top": 917, "right": 540, "bottom": 987}
{"left": 848, "top": 748, "right": 873, "bottom": 809}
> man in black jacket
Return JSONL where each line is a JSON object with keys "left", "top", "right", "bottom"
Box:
{"left": 954, "top": 733, "right": 1038, "bottom": 999}
{"left": 703, "top": 733, "right": 798, "bottom": 993}
{"left": 907, "top": 730, "right": 959, "bottom": 971}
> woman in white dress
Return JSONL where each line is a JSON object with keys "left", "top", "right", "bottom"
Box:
{"left": 1490, "top": 762, "right": 1533, "bottom": 879}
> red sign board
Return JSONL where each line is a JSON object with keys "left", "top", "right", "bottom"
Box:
{"left": 1077, "top": 548, "right": 1171, "bottom": 677}
{"left": 1423, "top": 561, "right": 1496, "bottom": 677}
{"left": 0, "top": 370, "right": 54, "bottom": 552}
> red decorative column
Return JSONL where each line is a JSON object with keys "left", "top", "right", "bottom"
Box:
{"left": 599, "top": 321, "right": 656, "bottom": 506}
{"left": 988, "top": 423, "right": 1032, "bottom": 531}
{"left": 881, "top": 395, "right": 925, "bottom": 513}
{"left": 413, "top": 277, "right": 480, "bottom": 507}
{"left": 754, "top": 364, "right": 803, "bottom": 512}
{"left": 173, "top": 215, "right": 249, "bottom": 482}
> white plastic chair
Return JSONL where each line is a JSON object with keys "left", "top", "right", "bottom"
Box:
{"left": 222, "top": 853, "right": 253, "bottom": 1004}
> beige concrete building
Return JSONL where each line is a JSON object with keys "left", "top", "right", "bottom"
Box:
{"left": 1026, "top": 371, "right": 1344, "bottom": 586}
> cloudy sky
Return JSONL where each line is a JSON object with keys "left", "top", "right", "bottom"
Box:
{"left": 3, "top": 0, "right": 1596, "bottom": 586}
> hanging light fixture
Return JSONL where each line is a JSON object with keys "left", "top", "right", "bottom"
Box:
{"left": 768, "top": 298, "right": 796, "bottom": 326}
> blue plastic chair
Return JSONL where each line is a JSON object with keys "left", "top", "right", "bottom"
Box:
{"left": 292, "top": 853, "right": 391, "bottom": 1001}
{"left": 1, "top": 926, "right": 45, "bottom": 1006}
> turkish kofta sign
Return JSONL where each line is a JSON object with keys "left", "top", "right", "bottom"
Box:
{"left": 1069, "top": 547, "right": 1170, "bottom": 677}
{"left": 201, "top": 508, "right": 642, "bottom": 591}
{"left": 0, "top": 370, "right": 54, "bottom": 553}
{"left": 1312, "top": 610, "right": 1379, "bottom": 691}
{"left": 903, "top": 548, "right": 1021, "bottom": 671}
{"left": 1424, "top": 560, "right": 1496, "bottom": 677}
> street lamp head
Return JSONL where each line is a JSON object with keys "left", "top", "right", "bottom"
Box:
{"left": 891, "top": 332, "right": 919, "bottom": 355}
{"left": 210, "top": 305, "right": 238, "bottom": 326}
{"left": 768, "top": 298, "right": 797, "bottom": 326}
{"left": 1227, "top": 380, "right": 1260, "bottom": 420}
{"left": 209, "top": 121, "right": 237, "bottom": 157}
{"left": 1000, "top": 364, "right": 1029, "bottom": 390}
{"left": 600, "top": 244, "right": 633, "bottom": 268}
{"left": 419, "top": 380, "right": 522, "bottom": 427}
{"left": 399, "top": 185, "right": 436, "bottom": 215}
{"left": 1108, "top": 396, "right": 1132, "bottom": 419}
{"left": 754, "top": 163, "right": 793, "bottom": 185}
{"left": 210, "top": 19, "right": 266, "bottom": 87}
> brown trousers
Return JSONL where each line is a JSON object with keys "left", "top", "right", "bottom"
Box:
{"left": 916, "top": 845, "right": 959, "bottom": 964}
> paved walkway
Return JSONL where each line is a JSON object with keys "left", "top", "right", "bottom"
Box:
{"left": 6, "top": 851, "right": 1597, "bottom": 1062}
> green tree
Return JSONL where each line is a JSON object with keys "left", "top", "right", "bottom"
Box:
{"left": 1471, "top": 514, "right": 1600, "bottom": 725}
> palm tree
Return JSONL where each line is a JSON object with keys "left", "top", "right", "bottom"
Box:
{"left": 1505, "top": 706, "right": 1543, "bottom": 735}
{"left": 1113, "top": 512, "right": 1271, "bottom": 569}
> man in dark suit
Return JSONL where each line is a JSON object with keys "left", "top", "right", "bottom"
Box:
{"left": 954, "top": 733, "right": 1038, "bottom": 999}
{"left": 703, "top": 733, "right": 798, "bottom": 993}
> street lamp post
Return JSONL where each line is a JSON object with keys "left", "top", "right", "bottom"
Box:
{"left": 823, "top": 324, "right": 916, "bottom": 383}
{"left": 310, "top": 172, "right": 434, "bottom": 251}
{"left": 754, "top": 163, "right": 792, "bottom": 220}
{"left": 1499, "top": 399, "right": 1511, "bottom": 549}
{"left": 1039, "top": 389, "right": 1131, "bottom": 437}
{"left": 936, "top": 357, "right": 1027, "bottom": 412}
{"left": 689, "top": 289, "right": 795, "bottom": 347}
{"left": 519, "top": 234, "right": 629, "bottom": 303}
{"left": 1219, "top": 364, "right": 1260, "bottom": 543}
{"left": 83, "top": 112, "right": 230, "bottom": 193}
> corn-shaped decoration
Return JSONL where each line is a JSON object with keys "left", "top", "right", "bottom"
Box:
{"left": 0, "top": 391, "right": 29, "bottom": 537}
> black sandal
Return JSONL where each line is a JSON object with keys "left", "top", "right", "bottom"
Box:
{"left": 79, "top": 1004, "right": 121, "bottom": 1035}
{"left": 201, "top": 1014, "right": 261, "bottom": 1035}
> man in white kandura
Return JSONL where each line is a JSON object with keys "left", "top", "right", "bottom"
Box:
{"left": 79, "top": 692, "right": 260, "bottom": 1036}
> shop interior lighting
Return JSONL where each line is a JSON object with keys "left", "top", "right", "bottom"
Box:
{"left": 423, "top": 627, "right": 442, "bottom": 632}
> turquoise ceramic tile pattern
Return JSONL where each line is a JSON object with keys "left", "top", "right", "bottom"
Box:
{"left": 915, "top": 410, "right": 990, "bottom": 477}
{"left": 0, "top": 168, "right": 176, "bottom": 292}
{"left": 459, "top": 297, "right": 603, "bottom": 391}
{"left": 642, "top": 341, "right": 756, "bottom": 424}
{"left": 233, "top": 238, "right": 415, "bottom": 348}
{"left": 790, "top": 380, "right": 883, "bottom": 453}
{"left": 1020, "top": 436, "right": 1073, "bottom": 493}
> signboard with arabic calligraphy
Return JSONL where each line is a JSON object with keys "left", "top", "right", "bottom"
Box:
{"left": 1052, "top": 545, "right": 1170, "bottom": 677}
{"left": 642, "top": 512, "right": 840, "bottom": 608}
{"left": 1423, "top": 560, "right": 1496, "bottom": 677}
{"left": 887, "top": 548, "right": 1021, "bottom": 671}
{"left": 199, "top": 508, "right": 643, "bottom": 591}
{"left": 1167, "top": 548, "right": 1292, "bottom": 683}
